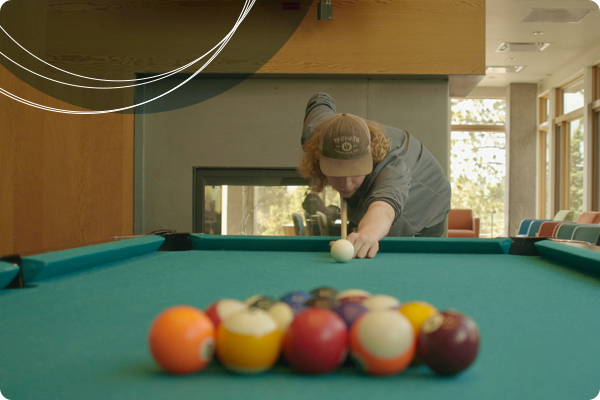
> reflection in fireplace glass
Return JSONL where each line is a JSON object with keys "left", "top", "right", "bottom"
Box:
{"left": 204, "top": 185, "right": 342, "bottom": 236}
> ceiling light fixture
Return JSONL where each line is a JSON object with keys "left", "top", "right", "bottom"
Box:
{"left": 496, "top": 42, "right": 551, "bottom": 52}
{"left": 486, "top": 65, "right": 526, "bottom": 73}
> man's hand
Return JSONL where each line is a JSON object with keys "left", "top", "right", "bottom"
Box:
{"left": 346, "top": 231, "right": 379, "bottom": 258}
{"left": 328, "top": 200, "right": 395, "bottom": 259}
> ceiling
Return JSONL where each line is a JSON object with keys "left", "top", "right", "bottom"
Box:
{"left": 481, "top": 0, "right": 600, "bottom": 88}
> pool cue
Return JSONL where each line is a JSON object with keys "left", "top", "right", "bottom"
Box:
{"left": 341, "top": 194, "right": 347, "bottom": 239}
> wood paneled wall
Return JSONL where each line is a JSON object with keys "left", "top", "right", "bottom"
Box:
{"left": 0, "top": 65, "right": 134, "bottom": 255}
{"left": 260, "top": 0, "right": 485, "bottom": 76}
{"left": 0, "top": 0, "right": 484, "bottom": 254}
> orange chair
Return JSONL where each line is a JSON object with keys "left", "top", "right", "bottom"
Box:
{"left": 447, "top": 209, "right": 480, "bottom": 238}
{"left": 537, "top": 211, "right": 600, "bottom": 237}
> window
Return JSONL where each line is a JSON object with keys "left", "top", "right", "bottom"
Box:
{"left": 562, "top": 79, "right": 585, "bottom": 114}
{"left": 451, "top": 99, "right": 506, "bottom": 237}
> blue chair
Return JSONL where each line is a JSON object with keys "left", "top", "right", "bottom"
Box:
{"left": 572, "top": 226, "right": 600, "bottom": 244}
{"left": 516, "top": 219, "right": 538, "bottom": 236}
{"left": 526, "top": 219, "right": 553, "bottom": 237}
{"left": 516, "top": 210, "right": 574, "bottom": 237}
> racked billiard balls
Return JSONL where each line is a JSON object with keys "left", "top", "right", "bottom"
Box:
{"left": 417, "top": 310, "right": 480, "bottom": 375}
{"left": 362, "top": 294, "right": 401, "bottom": 310}
{"left": 333, "top": 301, "right": 368, "bottom": 329}
{"left": 335, "top": 289, "right": 371, "bottom": 303}
{"left": 304, "top": 296, "right": 339, "bottom": 309}
{"left": 249, "top": 296, "right": 278, "bottom": 311}
{"left": 280, "top": 291, "right": 312, "bottom": 307}
{"left": 309, "top": 286, "right": 338, "bottom": 299}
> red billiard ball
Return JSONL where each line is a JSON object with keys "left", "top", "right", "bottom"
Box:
{"left": 350, "top": 310, "right": 415, "bottom": 376}
{"left": 417, "top": 310, "right": 480, "bottom": 376}
{"left": 148, "top": 305, "right": 215, "bottom": 375}
{"left": 282, "top": 308, "right": 348, "bottom": 374}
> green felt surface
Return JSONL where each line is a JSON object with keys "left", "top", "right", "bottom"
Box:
{"left": 1, "top": 237, "right": 600, "bottom": 400}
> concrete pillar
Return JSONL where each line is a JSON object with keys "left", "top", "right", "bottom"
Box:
{"left": 505, "top": 83, "right": 538, "bottom": 236}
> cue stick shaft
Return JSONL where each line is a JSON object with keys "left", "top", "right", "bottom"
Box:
{"left": 341, "top": 195, "right": 347, "bottom": 239}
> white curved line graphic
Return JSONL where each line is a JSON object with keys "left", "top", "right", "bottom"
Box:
{"left": 0, "top": 0, "right": 255, "bottom": 113}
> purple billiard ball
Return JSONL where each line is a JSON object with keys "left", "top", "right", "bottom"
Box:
{"left": 417, "top": 310, "right": 480, "bottom": 376}
{"left": 333, "top": 301, "right": 368, "bottom": 329}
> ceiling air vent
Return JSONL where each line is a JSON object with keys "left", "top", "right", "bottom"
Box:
{"left": 522, "top": 8, "right": 592, "bottom": 23}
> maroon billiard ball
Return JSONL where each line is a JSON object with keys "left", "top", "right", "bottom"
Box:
{"left": 417, "top": 310, "right": 480, "bottom": 376}
{"left": 282, "top": 308, "right": 348, "bottom": 374}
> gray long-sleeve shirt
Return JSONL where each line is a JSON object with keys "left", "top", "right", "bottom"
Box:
{"left": 302, "top": 93, "right": 451, "bottom": 237}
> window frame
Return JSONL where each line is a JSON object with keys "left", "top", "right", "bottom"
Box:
{"left": 537, "top": 92, "right": 550, "bottom": 218}
{"left": 554, "top": 75, "right": 585, "bottom": 213}
{"left": 592, "top": 64, "right": 600, "bottom": 209}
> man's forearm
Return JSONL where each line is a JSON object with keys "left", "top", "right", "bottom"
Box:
{"left": 358, "top": 201, "right": 396, "bottom": 241}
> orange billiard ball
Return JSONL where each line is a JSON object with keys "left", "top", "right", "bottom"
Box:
{"left": 350, "top": 310, "right": 415, "bottom": 376}
{"left": 148, "top": 305, "right": 215, "bottom": 375}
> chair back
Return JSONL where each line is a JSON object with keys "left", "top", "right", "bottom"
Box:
{"left": 316, "top": 211, "right": 329, "bottom": 236}
{"left": 448, "top": 209, "right": 474, "bottom": 230}
{"left": 555, "top": 224, "right": 579, "bottom": 240}
{"left": 303, "top": 211, "right": 314, "bottom": 235}
{"left": 572, "top": 226, "right": 600, "bottom": 244}
{"left": 553, "top": 210, "right": 574, "bottom": 221}
{"left": 291, "top": 213, "right": 305, "bottom": 236}
{"left": 576, "top": 211, "right": 600, "bottom": 224}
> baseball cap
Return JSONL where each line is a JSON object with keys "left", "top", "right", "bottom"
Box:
{"left": 319, "top": 113, "right": 373, "bottom": 177}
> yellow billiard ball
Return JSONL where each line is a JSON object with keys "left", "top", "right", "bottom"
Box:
{"left": 216, "top": 308, "right": 282, "bottom": 373}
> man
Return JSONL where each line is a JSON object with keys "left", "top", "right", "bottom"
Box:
{"left": 297, "top": 93, "right": 451, "bottom": 259}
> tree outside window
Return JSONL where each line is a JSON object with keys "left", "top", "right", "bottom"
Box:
{"left": 451, "top": 99, "right": 507, "bottom": 237}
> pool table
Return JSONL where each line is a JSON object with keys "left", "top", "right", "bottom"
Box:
{"left": 1, "top": 234, "right": 600, "bottom": 400}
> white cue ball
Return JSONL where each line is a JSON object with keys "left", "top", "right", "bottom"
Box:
{"left": 331, "top": 239, "right": 355, "bottom": 263}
